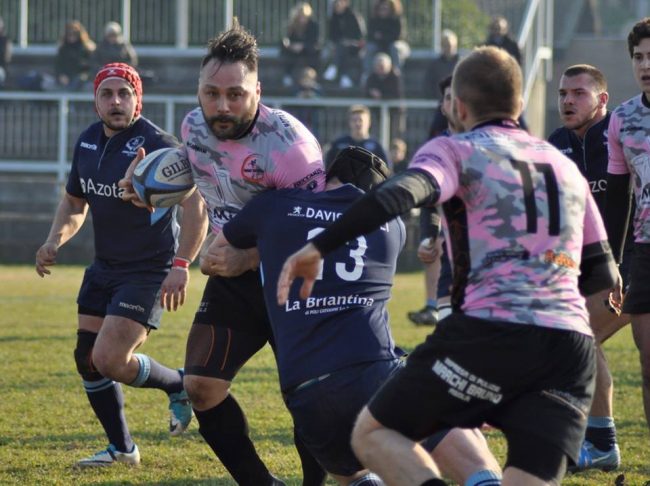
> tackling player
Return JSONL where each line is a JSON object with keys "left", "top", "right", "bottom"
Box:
{"left": 278, "top": 47, "right": 619, "bottom": 486}
{"left": 212, "top": 146, "right": 502, "bottom": 486}
{"left": 35, "top": 63, "right": 207, "bottom": 467}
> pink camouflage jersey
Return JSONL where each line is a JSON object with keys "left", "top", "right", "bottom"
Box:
{"left": 608, "top": 94, "right": 650, "bottom": 243}
{"left": 410, "top": 120, "right": 608, "bottom": 335}
{"left": 181, "top": 103, "right": 326, "bottom": 234}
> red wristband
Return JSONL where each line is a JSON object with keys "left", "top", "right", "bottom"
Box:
{"left": 172, "top": 257, "right": 190, "bottom": 269}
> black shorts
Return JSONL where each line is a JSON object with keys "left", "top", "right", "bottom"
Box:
{"left": 622, "top": 243, "right": 650, "bottom": 314}
{"left": 184, "top": 270, "right": 273, "bottom": 380}
{"left": 368, "top": 313, "right": 596, "bottom": 465}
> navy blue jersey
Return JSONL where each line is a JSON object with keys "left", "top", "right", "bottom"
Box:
{"left": 547, "top": 113, "right": 610, "bottom": 213}
{"left": 66, "top": 117, "right": 179, "bottom": 271}
{"left": 223, "top": 184, "right": 406, "bottom": 391}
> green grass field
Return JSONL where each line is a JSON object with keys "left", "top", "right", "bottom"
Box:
{"left": 0, "top": 265, "right": 648, "bottom": 485}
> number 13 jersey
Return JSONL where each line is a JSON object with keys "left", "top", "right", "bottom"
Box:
{"left": 409, "top": 120, "right": 607, "bottom": 335}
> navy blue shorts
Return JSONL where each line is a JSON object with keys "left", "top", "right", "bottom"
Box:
{"left": 368, "top": 314, "right": 595, "bottom": 465}
{"left": 284, "top": 359, "right": 402, "bottom": 476}
{"left": 77, "top": 262, "right": 167, "bottom": 329}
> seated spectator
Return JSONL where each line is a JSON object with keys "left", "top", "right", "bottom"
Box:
{"left": 325, "top": 104, "right": 389, "bottom": 169}
{"left": 484, "top": 15, "right": 521, "bottom": 65}
{"left": 322, "top": 0, "right": 365, "bottom": 89}
{"left": 365, "top": 52, "right": 405, "bottom": 137}
{"left": 280, "top": 2, "right": 320, "bottom": 88}
{"left": 363, "top": 0, "right": 410, "bottom": 81}
{"left": 94, "top": 21, "right": 138, "bottom": 69}
{"left": 423, "top": 28, "right": 458, "bottom": 99}
{"left": 291, "top": 66, "right": 323, "bottom": 139}
{"left": 0, "top": 16, "right": 12, "bottom": 89}
{"left": 54, "top": 20, "right": 95, "bottom": 91}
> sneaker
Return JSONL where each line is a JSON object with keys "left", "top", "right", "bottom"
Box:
{"left": 323, "top": 64, "right": 337, "bottom": 81}
{"left": 339, "top": 75, "right": 354, "bottom": 89}
{"left": 75, "top": 444, "right": 140, "bottom": 468}
{"left": 568, "top": 441, "right": 620, "bottom": 473}
{"left": 407, "top": 306, "right": 438, "bottom": 326}
{"left": 169, "top": 369, "right": 192, "bottom": 436}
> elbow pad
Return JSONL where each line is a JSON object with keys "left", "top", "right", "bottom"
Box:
{"left": 373, "top": 169, "right": 441, "bottom": 217}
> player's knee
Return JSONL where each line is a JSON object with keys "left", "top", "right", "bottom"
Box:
{"left": 74, "top": 330, "right": 102, "bottom": 381}
{"left": 183, "top": 374, "right": 229, "bottom": 409}
{"left": 90, "top": 341, "right": 127, "bottom": 381}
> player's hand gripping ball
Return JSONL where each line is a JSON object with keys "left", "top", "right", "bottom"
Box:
{"left": 132, "top": 147, "right": 196, "bottom": 207}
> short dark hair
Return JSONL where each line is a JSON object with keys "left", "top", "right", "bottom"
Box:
{"left": 438, "top": 75, "right": 452, "bottom": 98}
{"left": 562, "top": 64, "right": 607, "bottom": 92}
{"left": 628, "top": 17, "right": 650, "bottom": 58}
{"left": 453, "top": 46, "right": 522, "bottom": 119}
{"left": 202, "top": 19, "right": 259, "bottom": 72}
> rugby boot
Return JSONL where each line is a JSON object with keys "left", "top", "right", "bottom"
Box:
{"left": 169, "top": 369, "right": 192, "bottom": 436}
{"left": 75, "top": 443, "right": 140, "bottom": 468}
{"left": 407, "top": 306, "right": 438, "bottom": 326}
{"left": 568, "top": 440, "right": 620, "bottom": 472}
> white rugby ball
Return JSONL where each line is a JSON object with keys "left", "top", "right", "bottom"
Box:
{"left": 132, "top": 147, "right": 195, "bottom": 207}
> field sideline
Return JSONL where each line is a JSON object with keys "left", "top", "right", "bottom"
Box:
{"left": 0, "top": 265, "right": 648, "bottom": 485}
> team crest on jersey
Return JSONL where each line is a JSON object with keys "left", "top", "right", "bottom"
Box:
{"left": 241, "top": 153, "right": 264, "bottom": 183}
{"left": 122, "top": 136, "right": 145, "bottom": 156}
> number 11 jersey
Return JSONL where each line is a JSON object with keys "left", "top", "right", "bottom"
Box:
{"left": 409, "top": 120, "right": 607, "bottom": 335}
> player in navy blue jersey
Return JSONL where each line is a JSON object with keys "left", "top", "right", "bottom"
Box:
{"left": 35, "top": 63, "right": 207, "bottom": 467}
{"left": 209, "top": 147, "right": 502, "bottom": 486}
{"left": 548, "top": 64, "right": 631, "bottom": 472}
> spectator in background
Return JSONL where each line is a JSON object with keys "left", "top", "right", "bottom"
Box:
{"left": 280, "top": 2, "right": 320, "bottom": 88}
{"left": 325, "top": 104, "right": 389, "bottom": 169}
{"left": 0, "top": 16, "right": 12, "bottom": 88}
{"left": 55, "top": 20, "right": 95, "bottom": 91}
{"left": 291, "top": 66, "right": 323, "bottom": 139}
{"left": 484, "top": 15, "right": 521, "bottom": 65}
{"left": 389, "top": 137, "right": 408, "bottom": 174}
{"left": 322, "top": 0, "right": 365, "bottom": 89}
{"left": 363, "top": 0, "right": 410, "bottom": 81}
{"left": 423, "top": 29, "right": 458, "bottom": 100}
{"left": 94, "top": 21, "right": 138, "bottom": 69}
{"left": 365, "top": 52, "right": 405, "bottom": 137}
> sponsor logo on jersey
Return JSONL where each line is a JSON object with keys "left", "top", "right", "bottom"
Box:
{"left": 291, "top": 168, "right": 324, "bottom": 189}
{"left": 589, "top": 179, "right": 607, "bottom": 193}
{"left": 186, "top": 140, "right": 207, "bottom": 153}
{"left": 284, "top": 294, "right": 375, "bottom": 313}
{"left": 241, "top": 153, "right": 264, "bottom": 183}
{"left": 79, "top": 177, "right": 124, "bottom": 199}
{"left": 80, "top": 141, "right": 98, "bottom": 151}
{"left": 273, "top": 110, "right": 292, "bottom": 129}
{"left": 118, "top": 301, "right": 145, "bottom": 313}
{"left": 544, "top": 250, "right": 577, "bottom": 269}
{"left": 287, "top": 206, "right": 342, "bottom": 222}
{"left": 558, "top": 147, "right": 573, "bottom": 155}
{"left": 122, "top": 136, "right": 145, "bottom": 156}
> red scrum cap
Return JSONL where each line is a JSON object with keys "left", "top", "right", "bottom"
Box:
{"left": 93, "top": 63, "right": 143, "bottom": 118}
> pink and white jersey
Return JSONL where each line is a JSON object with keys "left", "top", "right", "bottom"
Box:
{"left": 410, "top": 121, "right": 607, "bottom": 335}
{"left": 608, "top": 94, "right": 650, "bottom": 243}
{"left": 181, "top": 103, "right": 325, "bottom": 234}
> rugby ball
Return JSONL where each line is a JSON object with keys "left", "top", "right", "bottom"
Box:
{"left": 132, "top": 147, "right": 195, "bottom": 207}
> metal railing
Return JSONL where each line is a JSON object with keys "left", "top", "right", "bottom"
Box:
{"left": 0, "top": 91, "right": 437, "bottom": 184}
{"left": 517, "top": 0, "right": 553, "bottom": 104}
